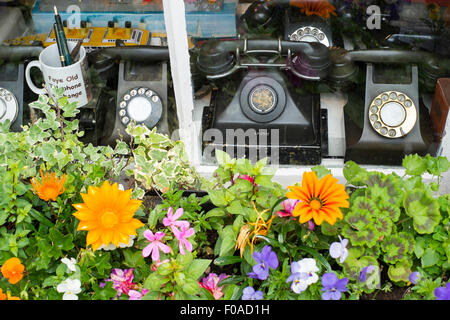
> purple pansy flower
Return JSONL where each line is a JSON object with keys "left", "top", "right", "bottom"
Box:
{"left": 409, "top": 272, "right": 421, "bottom": 285}
{"left": 241, "top": 286, "right": 264, "bottom": 300}
{"left": 359, "top": 265, "right": 376, "bottom": 282}
{"left": 321, "top": 272, "right": 348, "bottom": 300}
{"left": 247, "top": 245, "right": 279, "bottom": 280}
{"left": 434, "top": 282, "right": 450, "bottom": 300}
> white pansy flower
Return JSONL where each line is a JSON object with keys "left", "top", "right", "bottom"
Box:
{"left": 329, "top": 236, "right": 349, "bottom": 263}
{"left": 286, "top": 258, "right": 320, "bottom": 294}
{"left": 57, "top": 278, "right": 82, "bottom": 300}
{"left": 61, "top": 257, "right": 77, "bottom": 273}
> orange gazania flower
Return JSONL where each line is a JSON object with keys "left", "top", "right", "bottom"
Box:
{"left": 235, "top": 202, "right": 275, "bottom": 257}
{"left": 290, "top": 0, "right": 337, "bottom": 19}
{"left": 1, "top": 257, "right": 25, "bottom": 285}
{"left": 286, "top": 171, "right": 349, "bottom": 226}
{"left": 72, "top": 181, "right": 144, "bottom": 251}
{"left": 30, "top": 170, "right": 66, "bottom": 201}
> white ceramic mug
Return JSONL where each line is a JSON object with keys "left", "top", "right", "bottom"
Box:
{"left": 25, "top": 42, "right": 91, "bottom": 107}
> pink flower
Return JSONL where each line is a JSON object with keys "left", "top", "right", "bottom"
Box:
{"left": 142, "top": 230, "right": 171, "bottom": 261}
{"left": 238, "top": 175, "right": 255, "bottom": 184}
{"left": 101, "top": 268, "right": 136, "bottom": 297}
{"left": 275, "top": 199, "right": 314, "bottom": 230}
{"left": 128, "top": 289, "right": 149, "bottom": 300}
{"left": 199, "top": 273, "right": 229, "bottom": 300}
{"left": 172, "top": 224, "right": 195, "bottom": 255}
{"left": 163, "top": 207, "right": 190, "bottom": 233}
{"left": 276, "top": 199, "right": 299, "bottom": 217}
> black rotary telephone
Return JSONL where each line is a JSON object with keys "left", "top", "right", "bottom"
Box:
{"left": 197, "top": 37, "right": 331, "bottom": 164}
{"left": 89, "top": 45, "right": 170, "bottom": 147}
{"left": 0, "top": 46, "right": 42, "bottom": 132}
{"left": 240, "top": 0, "right": 336, "bottom": 47}
{"left": 326, "top": 47, "right": 450, "bottom": 165}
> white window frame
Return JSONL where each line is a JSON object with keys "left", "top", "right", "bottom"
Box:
{"left": 162, "top": 0, "right": 449, "bottom": 192}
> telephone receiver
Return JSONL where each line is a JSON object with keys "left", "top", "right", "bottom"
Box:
{"left": 90, "top": 45, "right": 171, "bottom": 146}
{"left": 240, "top": 0, "right": 298, "bottom": 30}
{"left": 196, "top": 38, "right": 331, "bottom": 81}
{"left": 327, "top": 48, "right": 450, "bottom": 91}
{"left": 0, "top": 45, "right": 43, "bottom": 132}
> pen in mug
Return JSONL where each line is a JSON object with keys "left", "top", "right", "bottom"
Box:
{"left": 53, "top": 23, "right": 66, "bottom": 67}
{"left": 54, "top": 6, "right": 73, "bottom": 66}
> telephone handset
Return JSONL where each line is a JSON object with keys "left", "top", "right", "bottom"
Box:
{"left": 197, "top": 38, "right": 331, "bottom": 80}
{"left": 89, "top": 46, "right": 170, "bottom": 147}
{"left": 326, "top": 48, "right": 450, "bottom": 165}
{"left": 0, "top": 46, "right": 43, "bottom": 132}
{"left": 197, "top": 38, "right": 330, "bottom": 164}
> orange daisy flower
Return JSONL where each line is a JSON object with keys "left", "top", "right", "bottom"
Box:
{"left": 289, "top": 0, "right": 337, "bottom": 19}
{"left": 286, "top": 171, "right": 349, "bottom": 226}
{"left": 30, "top": 170, "right": 66, "bottom": 201}
{"left": 72, "top": 181, "right": 144, "bottom": 251}
{"left": 1, "top": 257, "right": 25, "bottom": 285}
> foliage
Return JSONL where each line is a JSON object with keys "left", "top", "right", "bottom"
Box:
{"left": 126, "top": 124, "right": 203, "bottom": 192}
{"left": 0, "top": 87, "right": 449, "bottom": 300}
{"left": 337, "top": 154, "right": 450, "bottom": 289}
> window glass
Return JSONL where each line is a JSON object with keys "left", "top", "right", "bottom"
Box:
{"left": 0, "top": 0, "right": 174, "bottom": 146}
{"left": 188, "top": 0, "right": 450, "bottom": 168}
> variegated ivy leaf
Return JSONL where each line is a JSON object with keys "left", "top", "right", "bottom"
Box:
{"left": 404, "top": 189, "right": 441, "bottom": 234}
{"left": 381, "top": 232, "right": 415, "bottom": 264}
{"left": 387, "top": 259, "right": 412, "bottom": 283}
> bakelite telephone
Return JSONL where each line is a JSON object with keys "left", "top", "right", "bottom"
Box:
{"left": 326, "top": 48, "right": 450, "bottom": 165}
{"left": 88, "top": 45, "right": 170, "bottom": 146}
{"left": 197, "top": 37, "right": 331, "bottom": 164}
{"left": 0, "top": 46, "right": 42, "bottom": 132}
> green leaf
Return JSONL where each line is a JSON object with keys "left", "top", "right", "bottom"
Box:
{"left": 144, "top": 272, "right": 168, "bottom": 291}
{"left": 343, "top": 161, "right": 369, "bottom": 186}
{"left": 219, "top": 225, "right": 236, "bottom": 257}
{"left": 387, "top": 260, "right": 412, "bottom": 283}
{"left": 214, "top": 256, "right": 243, "bottom": 266}
{"left": 186, "top": 259, "right": 211, "bottom": 280}
{"left": 182, "top": 278, "right": 200, "bottom": 295}
{"left": 403, "top": 154, "right": 427, "bottom": 176}
{"left": 123, "top": 249, "right": 145, "bottom": 268}
{"left": 205, "top": 208, "right": 226, "bottom": 219}
{"left": 426, "top": 155, "right": 450, "bottom": 176}
{"left": 208, "top": 190, "right": 228, "bottom": 207}
{"left": 92, "top": 281, "right": 119, "bottom": 300}
{"left": 311, "top": 165, "right": 331, "bottom": 179}
{"left": 216, "top": 150, "right": 232, "bottom": 166}
{"left": 421, "top": 248, "right": 440, "bottom": 268}
{"left": 404, "top": 189, "right": 441, "bottom": 234}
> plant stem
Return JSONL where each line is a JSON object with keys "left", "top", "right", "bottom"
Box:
{"left": 396, "top": 216, "right": 412, "bottom": 226}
